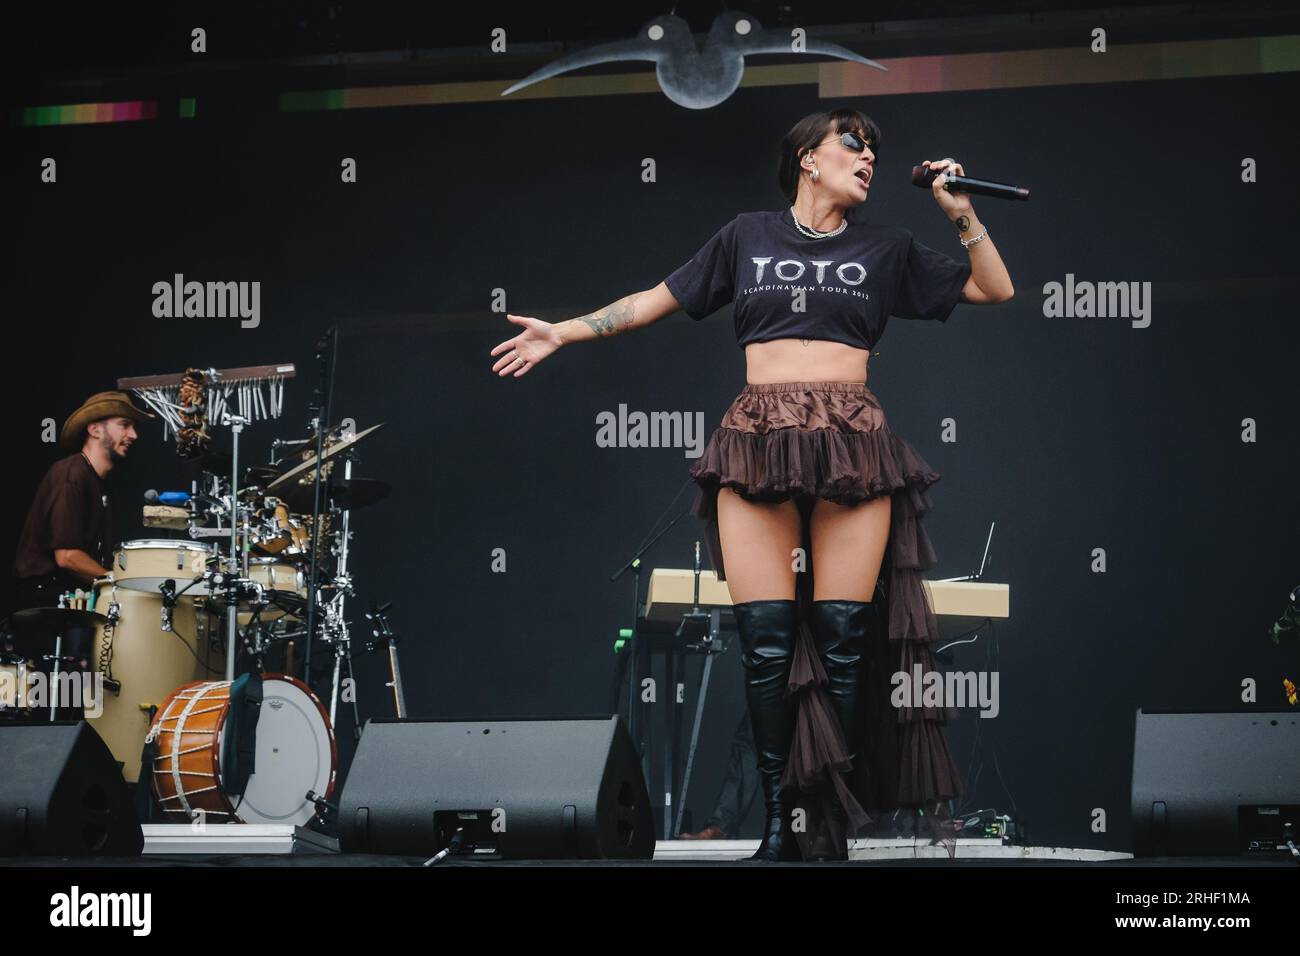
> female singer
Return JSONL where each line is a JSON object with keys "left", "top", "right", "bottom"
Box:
{"left": 492, "top": 108, "right": 1013, "bottom": 860}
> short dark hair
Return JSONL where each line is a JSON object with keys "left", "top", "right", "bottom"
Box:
{"left": 777, "top": 108, "right": 882, "bottom": 205}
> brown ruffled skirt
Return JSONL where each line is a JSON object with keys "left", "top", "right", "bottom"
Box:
{"left": 689, "top": 381, "right": 963, "bottom": 858}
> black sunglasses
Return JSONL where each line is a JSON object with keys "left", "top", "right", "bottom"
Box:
{"left": 811, "top": 130, "right": 879, "bottom": 159}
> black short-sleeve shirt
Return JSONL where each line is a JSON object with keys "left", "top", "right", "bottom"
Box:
{"left": 663, "top": 208, "right": 971, "bottom": 350}
{"left": 14, "top": 452, "right": 113, "bottom": 582}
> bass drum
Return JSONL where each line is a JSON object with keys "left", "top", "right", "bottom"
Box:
{"left": 88, "top": 580, "right": 222, "bottom": 783}
{"left": 149, "top": 673, "right": 337, "bottom": 826}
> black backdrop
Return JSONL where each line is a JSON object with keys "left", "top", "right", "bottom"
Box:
{"left": 5, "top": 57, "right": 1298, "bottom": 850}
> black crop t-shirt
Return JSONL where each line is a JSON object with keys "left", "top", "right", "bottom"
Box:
{"left": 663, "top": 208, "right": 972, "bottom": 350}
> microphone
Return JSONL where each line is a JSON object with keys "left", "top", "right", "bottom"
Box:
{"left": 911, "top": 164, "right": 1030, "bottom": 201}
{"left": 144, "top": 488, "right": 226, "bottom": 514}
{"left": 159, "top": 579, "right": 176, "bottom": 632}
{"left": 144, "top": 489, "right": 191, "bottom": 506}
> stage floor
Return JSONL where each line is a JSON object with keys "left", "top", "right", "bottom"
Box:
{"left": 2, "top": 836, "right": 1295, "bottom": 867}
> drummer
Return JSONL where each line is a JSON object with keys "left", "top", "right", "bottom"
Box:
{"left": 13, "top": 391, "right": 154, "bottom": 616}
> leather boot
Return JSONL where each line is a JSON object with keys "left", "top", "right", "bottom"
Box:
{"left": 809, "top": 598, "right": 874, "bottom": 861}
{"left": 733, "top": 599, "right": 801, "bottom": 862}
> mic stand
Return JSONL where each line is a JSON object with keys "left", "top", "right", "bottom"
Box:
{"left": 608, "top": 477, "right": 696, "bottom": 797}
{"left": 364, "top": 602, "right": 407, "bottom": 719}
{"left": 303, "top": 326, "right": 338, "bottom": 689}
{"left": 671, "top": 540, "right": 727, "bottom": 839}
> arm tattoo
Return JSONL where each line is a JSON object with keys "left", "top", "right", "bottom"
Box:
{"left": 580, "top": 293, "right": 641, "bottom": 337}
{"left": 954, "top": 215, "right": 970, "bottom": 234}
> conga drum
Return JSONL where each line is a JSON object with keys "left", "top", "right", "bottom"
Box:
{"left": 88, "top": 569, "right": 222, "bottom": 783}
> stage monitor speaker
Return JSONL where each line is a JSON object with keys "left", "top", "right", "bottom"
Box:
{"left": 339, "top": 715, "right": 654, "bottom": 859}
{"left": 0, "top": 721, "right": 144, "bottom": 856}
{"left": 1131, "top": 709, "right": 1300, "bottom": 856}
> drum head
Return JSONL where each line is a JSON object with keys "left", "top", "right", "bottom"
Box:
{"left": 115, "top": 576, "right": 213, "bottom": 597}
{"left": 231, "top": 674, "right": 336, "bottom": 826}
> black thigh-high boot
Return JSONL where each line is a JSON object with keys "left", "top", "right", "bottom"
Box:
{"left": 733, "top": 599, "right": 801, "bottom": 862}
{"left": 809, "top": 598, "right": 874, "bottom": 860}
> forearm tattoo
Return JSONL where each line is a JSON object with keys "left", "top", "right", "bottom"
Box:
{"left": 580, "top": 293, "right": 641, "bottom": 337}
{"left": 954, "top": 215, "right": 970, "bottom": 234}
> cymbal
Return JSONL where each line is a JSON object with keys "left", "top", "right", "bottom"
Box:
{"left": 282, "top": 478, "right": 391, "bottom": 513}
{"left": 267, "top": 424, "right": 384, "bottom": 493}
{"left": 2, "top": 606, "right": 108, "bottom": 633}
{"left": 243, "top": 464, "right": 283, "bottom": 487}
{"left": 273, "top": 419, "right": 367, "bottom": 457}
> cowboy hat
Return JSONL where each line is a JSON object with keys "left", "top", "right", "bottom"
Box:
{"left": 60, "top": 390, "right": 156, "bottom": 451}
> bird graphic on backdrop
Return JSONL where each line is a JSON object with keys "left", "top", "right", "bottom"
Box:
{"left": 501, "top": 10, "right": 887, "bottom": 109}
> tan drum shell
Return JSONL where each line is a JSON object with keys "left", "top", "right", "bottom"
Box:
{"left": 112, "top": 539, "right": 216, "bottom": 596}
{"left": 242, "top": 559, "right": 306, "bottom": 624}
{"left": 88, "top": 582, "right": 222, "bottom": 783}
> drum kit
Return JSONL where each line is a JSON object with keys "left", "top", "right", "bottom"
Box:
{"left": 1, "top": 362, "right": 404, "bottom": 832}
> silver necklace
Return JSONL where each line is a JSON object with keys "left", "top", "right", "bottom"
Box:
{"left": 789, "top": 205, "right": 846, "bottom": 239}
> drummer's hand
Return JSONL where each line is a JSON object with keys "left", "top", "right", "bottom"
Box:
{"left": 490, "top": 314, "right": 562, "bottom": 378}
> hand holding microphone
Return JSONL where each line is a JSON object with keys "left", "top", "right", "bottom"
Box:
{"left": 911, "top": 159, "right": 1031, "bottom": 201}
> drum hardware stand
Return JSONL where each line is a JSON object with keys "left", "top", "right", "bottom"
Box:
{"left": 220, "top": 412, "right": 249, "bottom": 681}
{"left": 45, "top": 633, "right": 65, "bottom": 723}
{"left": 321, "top": 600, "right": 360, "bottom": 736}
{"left": 322, "top": 453, "right": 363, "bottom": 736}
{"left": 303, "top": 326, "right": 339, "bottom": 690}
{"left": 45, "top": 595, "right": 82, "bottom": 722}
{"left": 364, "top": 602, "right": 407, "bottom": 719}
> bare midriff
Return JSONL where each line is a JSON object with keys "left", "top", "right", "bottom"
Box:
{"left": 743, "top": 338, "right": 870, "bottom": 385}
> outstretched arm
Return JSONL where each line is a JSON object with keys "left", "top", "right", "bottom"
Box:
{"left": 491, "top": 283, "right": 684, "bottom": 377}
{"left": 554, "top": 282, "right": 682, "bottom": 344}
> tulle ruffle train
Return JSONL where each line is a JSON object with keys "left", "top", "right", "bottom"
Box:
{"left": 688, "top": 382, "right": 963, "bottom": 859}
